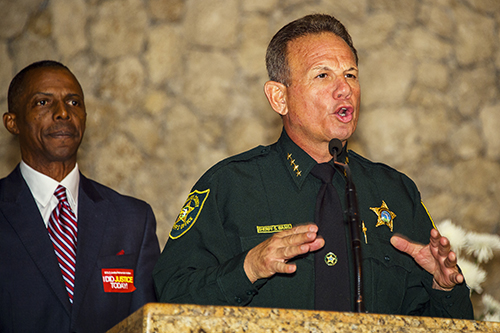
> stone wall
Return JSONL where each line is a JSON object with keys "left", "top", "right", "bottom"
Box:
{"left": 1, "top": 0, "right": 499, "bottom": 318}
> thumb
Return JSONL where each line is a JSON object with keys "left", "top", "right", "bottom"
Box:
{"left": 390, "top": 235, "right": 417, "bottom": 256}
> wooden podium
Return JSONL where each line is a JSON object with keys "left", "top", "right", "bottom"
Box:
{"left": 108, "top": 303, "right": 500, "bottom": 332}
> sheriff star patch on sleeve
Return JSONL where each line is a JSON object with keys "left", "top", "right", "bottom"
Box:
{"left": 170, "top": 189, "right": 210, "bottom": 239}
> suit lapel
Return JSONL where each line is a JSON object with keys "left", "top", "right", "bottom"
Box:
{"left": 0, "top": 167, "right": 72, "bottom": 314}
{"left": 71, "top": 174, "right": 110, "bottom": 322}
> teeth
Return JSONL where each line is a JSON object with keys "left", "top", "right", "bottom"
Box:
{"left": 339, "top": 107, "right": 347, "bottom": 116}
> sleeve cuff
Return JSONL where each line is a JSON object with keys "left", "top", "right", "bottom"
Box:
{"left": 216, "top": 251, "right": 267, "bottom": 306}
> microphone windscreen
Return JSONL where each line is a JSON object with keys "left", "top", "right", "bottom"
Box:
{"left": 328, "top": 139, "right": 342, "bottom": 157}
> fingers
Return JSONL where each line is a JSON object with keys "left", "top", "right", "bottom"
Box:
{"left": 390, "top": 235, "right": 424, "bottom": 257}
{"left": 244, "top": 223, "right": 324, "bottom": 283}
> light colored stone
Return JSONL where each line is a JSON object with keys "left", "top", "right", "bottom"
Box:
{"left": 237, "top": 15, "right": 270, "bottom": 78}
{"left": 243, "top": 0, "right": 279, "bottom": 13}
{"left": 51, "top": 0, "right": 87, "bottom": 58}
{"left": 416, "top": 62, "right": 449, "bottom": 91}
{"left": 10, "top": 32, "right": 60, "bottom": 72}
{"left": 369, "top": 0, "right": 418, "bottom": 25}
{"left": 480, "top": 104, "right": 500, "bottom": 160}
{"left": 90, "top": 0, "right": 148, "bottom": 58}
{"left": 225, "top": 117, "right": 267, "bottom": 155}
{"left": 144, "top": 90, "right": 173, "bottom": 117}
{"left": 419, "top": 3, "right": 455, "bottom": 38}
{"left": 99, "top": 57, "right": 146, "bottom": 107}
{"left": 462, "top": 0, "right": 500, "bottom": 14}
{"left": 452, "top": 65, "right": 496, "bottom": 117}
{"left": 360, "top": 49, "right": 414, "bottom": 108}
{"left": 0, "top": 43, "right": 13, "bottom": 102}
{"left": 65, "top": 54, "right": 102, "bottom": 98}
{"left": 27, "top": 8, "right": 52, "bottom": 37}
{"left": 79, "top": 97, "right": 120, "bottom": 153}
{"left": 395, "top": 27, "right": 452, "bottom": 61}
{"left": 148, "top": 0, "right": 185, "bottom": 21}
{"left": 145, "top": 24, "right": 184, "bottom": 85}
{"left": 90, "top": 133, "right": 145, "bottom": 195}
{"left": 183, "top": 51, "right": 236, "bottom": 117}
{"left": 455, "top": 5, "right": 495, "bottom": 66}
{"left": 449, "top": 121, "right": 483, "bottom": 160}
{"left": 164, "top": 102, "right": 201, "bottom": 169}
{"left": 355, "top": 107, "right": 421, "bottom": 168}
{"left": 0, "top": 0, "right": 34, "bottom": 39}
{"left": 184, "top": 0, "right": 239, "bottom": 48}
{"left": 123, "top": 116, "right": 161, "bottom": 155}
{"left": 318, "top": 0, "right": 369, "bottom": 22}
{"left": 350, "top": 13, "right": 396, "bottom": 51}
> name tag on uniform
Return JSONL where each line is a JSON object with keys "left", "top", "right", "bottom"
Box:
{"left": 102, "top": 269, "right": 136, "bottom": 293}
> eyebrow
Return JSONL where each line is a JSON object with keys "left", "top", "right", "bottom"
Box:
{"left": 311, "top": 66, "right": 358, "bottom": 72}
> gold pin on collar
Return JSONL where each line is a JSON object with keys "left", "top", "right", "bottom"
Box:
{"left": 287, "top": 153, "right": 302, "bottom": 177}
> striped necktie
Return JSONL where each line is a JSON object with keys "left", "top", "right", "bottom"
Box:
{"left": 48, "top": 185, "right": 78, "bottom": 304}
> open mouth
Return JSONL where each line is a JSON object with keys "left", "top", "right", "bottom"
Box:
{"left": 335, "top": 106, "right": 353, "bottom": 123}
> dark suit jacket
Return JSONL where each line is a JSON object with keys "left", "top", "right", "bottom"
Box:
{"left": 0, "top": 166, "right": 160, "bottom": 333}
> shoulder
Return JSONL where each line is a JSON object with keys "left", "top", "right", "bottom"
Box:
{"left": 193, "top": 144, "right": 276, "bottom": 188}
{"left": 348, "top": 150, "right": 419, "bottom": 191}
{"left": 80, "top": 175, "right": 152, "bottom": 211}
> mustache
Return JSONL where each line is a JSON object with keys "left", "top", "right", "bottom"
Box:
{"left": 44, "top": 124, "right": 80, "bottom": 137}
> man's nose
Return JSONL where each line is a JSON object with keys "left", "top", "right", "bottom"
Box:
{"left": 53, "top": 101, "right": 70, "bottom": 120}
{"left": 333, "top": 78, "right": 352, "bottom": 100}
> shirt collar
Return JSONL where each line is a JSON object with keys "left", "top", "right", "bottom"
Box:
{"left": 277, "top": 129, "right": 349, "bottom": 189}
{"left": 20, "top": 161, "right": 80, "bottom": 209}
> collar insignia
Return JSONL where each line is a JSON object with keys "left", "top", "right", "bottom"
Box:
{"left": 370, "top": 200, "right": 396, "bottom": 232}
{"left": 287, "top": 153, "right": 302, "bottom": 177}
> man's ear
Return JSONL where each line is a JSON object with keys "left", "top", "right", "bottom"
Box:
{"left": 3, "top": 112, "right": 19, "bottom": 135}
{"left": 264, "top": 81, "right": 288, "bottom": 116}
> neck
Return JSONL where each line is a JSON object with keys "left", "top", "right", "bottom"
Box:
{"left": 22, "top": 159, "right": 77, "bottom": 182}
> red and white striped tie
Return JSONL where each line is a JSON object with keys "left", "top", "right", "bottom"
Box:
{"left": 48, "top": 185, "right": 78, "bottom": 304}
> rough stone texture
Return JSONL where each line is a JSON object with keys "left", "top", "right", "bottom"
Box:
{"left": 1, "top": 0, "right": 499, "bottom": 319}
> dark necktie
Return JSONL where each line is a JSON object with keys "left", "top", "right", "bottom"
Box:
{"left": 47, "top": 185, "right": 78, "bottom": 304}
{"left": 311, "top": 163, "right": 351, "bottom": 311}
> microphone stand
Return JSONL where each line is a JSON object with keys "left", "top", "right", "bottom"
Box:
{"left": 329, "top": 139, "right": 366, "bottom": 313}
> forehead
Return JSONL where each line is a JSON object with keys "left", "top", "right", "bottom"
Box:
{"left": 286, "top": 32, "right": 356, "bottom": 72}
{"left": 22, "top": 67, "right": 83, "bottom": 97}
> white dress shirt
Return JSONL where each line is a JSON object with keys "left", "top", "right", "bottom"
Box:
{"left": 20, "top": 161, "right": 80, "bottom": 227}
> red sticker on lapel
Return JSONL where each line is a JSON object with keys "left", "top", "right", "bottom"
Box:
{"left": 102, "top": 269, "right": 136, "bottom": 293}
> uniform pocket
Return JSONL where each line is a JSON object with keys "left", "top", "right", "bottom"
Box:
{"left": 362, "top": 235, "right": 413, "bottom": 314}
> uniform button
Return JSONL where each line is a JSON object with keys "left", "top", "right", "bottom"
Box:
{"left": 446, "top": 295, "right": 452, "bottom": 299}
{"left": 246, "top": 291, "right": 254, "bottom": 295}
{"left": 235, "top": 297, "right": 242, "bottom": 304}
{"left": 384, "top": 256, "right": 390, "bottom": 261}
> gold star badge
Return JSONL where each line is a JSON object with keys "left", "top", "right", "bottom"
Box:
{"left": 370, "top": 201, "right": 396, "bottom": 232}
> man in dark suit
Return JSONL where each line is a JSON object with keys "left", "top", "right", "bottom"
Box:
{"left": 0, "top": 60, "right": 160, "bottom": 332}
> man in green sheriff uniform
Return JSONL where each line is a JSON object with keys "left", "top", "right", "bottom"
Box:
{"left": 153, "top": 14, "right": 473, "bottom": 318}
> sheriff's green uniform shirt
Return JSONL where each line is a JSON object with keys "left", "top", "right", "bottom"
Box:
{"left": 154, "top": 130, "right": 473, "bottom": 319}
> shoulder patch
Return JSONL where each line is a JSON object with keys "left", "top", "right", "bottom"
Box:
{"left": 170, "top": 189, "right": 210, "bottom": 239}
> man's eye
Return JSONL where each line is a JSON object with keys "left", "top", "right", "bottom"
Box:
{"left": 345, "top": 73, "right": 357, "bottom": 79}
{"left": 69, "top": 100, "right": 79, "bottom": 106}
{"left": 36, "top": 100, "right": 47, "bottom": 106}
{"left": 316, "top": 73, "right": 327, "bottom": 79}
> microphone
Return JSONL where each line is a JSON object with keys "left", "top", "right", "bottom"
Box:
{"left": 328, "top": 139, "right": 342, "bottom": 161}
{"left": 328, "top": 138, "right": 366, "bottom": 313}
